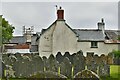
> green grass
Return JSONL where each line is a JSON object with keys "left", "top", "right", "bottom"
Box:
{"left": 110, "top": 65, "right": 120, "bottom": 78}
{"left": 101, "top": 65, "right": 120, "bottom": 80}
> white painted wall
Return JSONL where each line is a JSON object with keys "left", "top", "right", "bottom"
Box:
{"left": 77, "top": 41, "right": 119, "bottom": 56}
{"left": 39, "top": 22, "right": 56, "bottom": 57}
{"left": 52, "top": 20, "right": 77, "bottom": 55}
{"left": 39, "top": 20, "right": 78, "bottom": 57}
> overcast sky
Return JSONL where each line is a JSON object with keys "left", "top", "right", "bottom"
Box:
{"left": 1, "top": 2, "right": 119, "bottom": 36}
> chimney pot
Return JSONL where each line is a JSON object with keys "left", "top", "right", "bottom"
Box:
{"left": 101, "top": 18, "right": 104, "bottom": 23}
{"left": 57, "top": 7, "right": 64, "bottom": 20}
{"left": 60, "top": 6, "right": 62, "bottom": 9}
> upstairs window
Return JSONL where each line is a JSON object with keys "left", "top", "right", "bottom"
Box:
{"left": 91, "top": 41, "right": 98, "bottom": 48}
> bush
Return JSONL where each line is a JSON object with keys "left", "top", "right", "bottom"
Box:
{"left": 110, "top": 50, "right": 120, "bottom": 58}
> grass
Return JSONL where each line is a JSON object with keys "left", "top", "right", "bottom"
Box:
{"left": 110, "top": 65, "right": 120, "bottom": 78}
{"left": 101, "top": 65, "right": 120, "bottom": 80}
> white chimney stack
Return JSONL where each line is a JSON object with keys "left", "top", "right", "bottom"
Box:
{"left": 98, "top": 18, "right": 105, "bottom": 30}
{"left": 97, "top": 18, "right": 105, "bottom": 37}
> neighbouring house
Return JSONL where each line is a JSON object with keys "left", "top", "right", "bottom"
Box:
{"left": 4, "top": 27, "right": 39, "bottom": 54}
{"left": 4, "top": 36, "right": 30, "bottom": 54}
{"left": 38, "top": 7, "right": 120, "bottom": 57}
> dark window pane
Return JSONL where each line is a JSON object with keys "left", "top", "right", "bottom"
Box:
{"left": 91, "top": 41, "right": 98, "bottom": 48}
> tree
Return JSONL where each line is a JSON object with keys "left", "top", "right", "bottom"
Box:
{"left": 0, "top": 15, "right": 2, "bottom": 46}
{"left": 0, "top": 15, "right": 15, "bottom": 45}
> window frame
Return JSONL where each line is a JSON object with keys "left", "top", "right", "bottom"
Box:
{"left": 91, "top": 41, "right": 98, "bottom": 48}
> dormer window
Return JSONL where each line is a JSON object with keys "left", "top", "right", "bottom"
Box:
{"left": 91, "top": 41, "right": 98, "bottom": 48}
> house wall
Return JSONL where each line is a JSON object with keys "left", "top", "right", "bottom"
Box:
{"left": 52, "top": 20, "right": 77, "bottom": 56}
{"left": 77, "top": 41, "right": 119, "bottom": 56}
{"left": 39, "top": 20, "right": 78, "bottom": 57}
{"left": 39, "top": 23, "right": 56, "bottom": 57}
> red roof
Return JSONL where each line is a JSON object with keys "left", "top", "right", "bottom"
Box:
{"left": 5, "top": 44, "right": 29, "bottom": 49}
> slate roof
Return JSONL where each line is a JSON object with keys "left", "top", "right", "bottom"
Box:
{"left": 9, "top": 33, "right": 40, "bottom": 45}
{"left": 73, "top": 29, "right": 105, "bottom": 41}
{"left": 73, "top": 29, "right": 120, "bottom": 42}
{"left": 105, "top": 30, "right": 120, "bottom": 40}
{"left": 9, "top": 36, "right": 26, "bottom": 44}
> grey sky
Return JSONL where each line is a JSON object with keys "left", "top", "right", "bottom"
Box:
{"left": 1, "top": 2, "right": 118, "bottom": 36}
{"left": 1, "top": 0, "right": 119, "bottom": 2}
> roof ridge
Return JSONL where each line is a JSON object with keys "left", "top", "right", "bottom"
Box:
{"left": 73, "top": 29, "right": 99, "bottom": 31}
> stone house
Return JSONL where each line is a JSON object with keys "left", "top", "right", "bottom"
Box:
{"left": 38, "top": 7, "right": 120, "bottom": 57}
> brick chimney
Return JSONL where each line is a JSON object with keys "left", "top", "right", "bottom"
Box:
{"left": 57, "top": 6, "right": 64, "bottom": 20}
